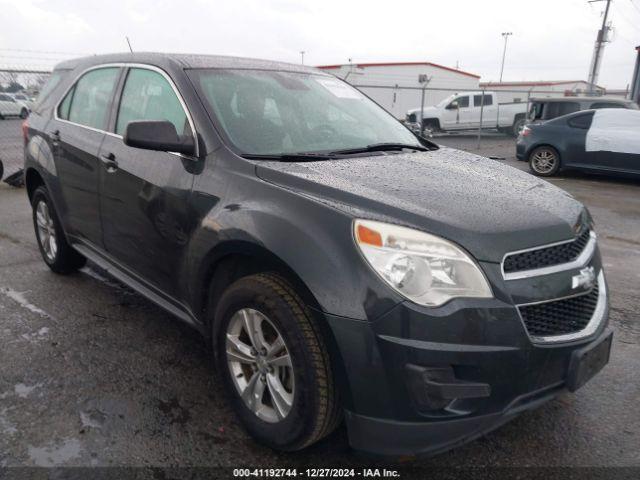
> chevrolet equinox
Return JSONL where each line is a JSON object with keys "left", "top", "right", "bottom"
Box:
{"left": 23, "top": 53, "right": 612, "bottom": 456}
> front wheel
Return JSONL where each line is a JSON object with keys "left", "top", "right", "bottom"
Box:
{"left": 512, "top": 117, "right": 526, "bottom": 137}
{"left": 31, "top": 186, "right": 86, "bottom": 273}
{"left": 214, "top": 273, "right": 341, "bottom": 451}
{"left": 529, "top": 146, "right": 560, "bottom": 177}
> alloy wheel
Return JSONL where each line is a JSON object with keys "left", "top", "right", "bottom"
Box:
{"left": 531, "top": 149, "right": 557, "bottom": 174}
{"left": 226, "top": 308, "right": 294, "bottom": 423}
{"left": 35, "top": 200, "right": 57, "bottom": 262}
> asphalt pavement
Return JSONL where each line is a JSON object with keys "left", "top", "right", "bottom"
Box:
{"left": 0, "top": 120, "right": 639, "bottom": 469}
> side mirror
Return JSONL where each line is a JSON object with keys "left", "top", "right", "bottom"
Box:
{"left": 446, "top": 102, "right": 459, "bottom": 110}
{"left": 123, "top": 120, "right": 195, "bottom": 156}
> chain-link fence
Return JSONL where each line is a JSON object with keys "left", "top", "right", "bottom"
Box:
{"left": 0, "top": 67, "right": 51, "bottom": 184}
{"left": 0, "top": 62, "right": 634, "bottom": 186}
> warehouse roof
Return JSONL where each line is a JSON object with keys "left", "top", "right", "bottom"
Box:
{"left": 316, "top": 61, "right": 480, "bottom": 79}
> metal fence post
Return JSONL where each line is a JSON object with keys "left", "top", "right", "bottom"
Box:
{"left": 476, "top": 89, "right": 485, "bottom": 150}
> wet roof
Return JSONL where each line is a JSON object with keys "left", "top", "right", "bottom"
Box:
{"left": 55, "top": 52, "right": 327, "bottom": 75}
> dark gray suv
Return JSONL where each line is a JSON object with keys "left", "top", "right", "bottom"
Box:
{"left": 23, "top": 53, "right": 612, "bottom": 456}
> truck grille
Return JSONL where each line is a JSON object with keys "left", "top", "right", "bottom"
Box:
{"left": 518, "top": 284, "right": 599, "bottom": 337}
{"left": 504, "top": 229, "right": 591, "bottom": 274}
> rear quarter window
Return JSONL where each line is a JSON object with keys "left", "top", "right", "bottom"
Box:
{"left": 567, "top": 112, "right": 594, "bottom": 129}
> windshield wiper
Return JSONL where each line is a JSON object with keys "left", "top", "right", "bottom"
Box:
{"left": 242, "top": 153, "right": 340, "bottom": 162}
{"left": 329, "top": 143, "right": 428, "bottom": 155}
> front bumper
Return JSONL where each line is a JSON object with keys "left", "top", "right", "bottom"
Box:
{"left": 322, "top": 255, "right": 610, "bottom": 456}
{"left": 342, "top": 327, "right": 612, "bottom": 456}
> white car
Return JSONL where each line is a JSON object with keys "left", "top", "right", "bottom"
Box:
{"left": 0, "top": 93, "right": 30, "bottom": 119}
{"left": 406, "top": 91, "right": 528, "bottom": 137}
{"left": 11, "top": 92, "right": 36, "bottom": 111}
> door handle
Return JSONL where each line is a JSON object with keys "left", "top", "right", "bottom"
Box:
{"left": 49, "top": 130, "right": 60, "bottom": 142}
{"left": 100, "top": 152, "right": 119, "bottom": 172}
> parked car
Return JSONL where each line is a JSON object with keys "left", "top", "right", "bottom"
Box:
{"left": 406, "top": 91, "right": 528, "bottom": 136}
{"left": 0, "top": 93, "right": 30, "bottom": 119}
{"left": 527, "top": 96, "right": 638, "bottom": 125}
{"left": 11, "top": 92, "right": 36, "bottom": 111}
{"left": 24, "top": 53, "right": 611, "bottom": 456}
{"left": 517, "top": 108, "right": 640, "bottom": 178}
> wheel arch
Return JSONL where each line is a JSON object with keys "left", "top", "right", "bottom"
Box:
{"left": 25, "top": 167, "right": 46, "bottom": 202}
{"left": 197, "top": 240, "right": 354, "bottom": 410}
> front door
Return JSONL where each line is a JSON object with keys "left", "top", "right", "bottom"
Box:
{"left": 98, "top": 67, "right": 198, "bottom": 298}
{"left": 441, "top": 95, "right": 470, "bottom": 130}
{"left": 47, "top": 67, "right": 121, "bottom": 246}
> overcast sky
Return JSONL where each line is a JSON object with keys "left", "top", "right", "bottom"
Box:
{"left": 1, "top": 0, "right": 638, "bottom": 88}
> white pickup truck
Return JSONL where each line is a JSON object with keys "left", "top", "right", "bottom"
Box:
{"left": 406, "top": 91, "right": 528, "bottom": 137}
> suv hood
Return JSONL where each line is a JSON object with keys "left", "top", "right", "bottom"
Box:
{"left": 255, "top": 147, "right": 585, "bottom": 263}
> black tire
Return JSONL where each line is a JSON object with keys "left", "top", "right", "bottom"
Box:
{"left": 511, "top": 116, "right": 526, "bottom": 137}
{"left": 213, "top": 272, "right": 341, "bottom": 451}
{"left": 20, "top": 108, "right": 29, "bottom": 119}
{"left": 0, "top": 160, "right": 3, "bottom": 182}
{"left": 31, "top": 186, "right": 86, "bottom": 273}
{"left": 528, "top": 145, "right": 561, "bottom": 177}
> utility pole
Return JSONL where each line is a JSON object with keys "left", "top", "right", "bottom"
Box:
{"left": 300, "top": 51, "right": 305, "bottom": 65}
{"left": 587, "top": 0, "right": 612, "bottom": 94}
{"left": 499, "top": 32, "right": 512, "bottom": 82}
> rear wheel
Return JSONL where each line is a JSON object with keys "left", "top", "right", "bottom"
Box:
{"left": 214, "top": 273, "right": 341, "bottom": 451}
{"left": 529, "top": 146, "right": 560, "bottom": 177}
{"left": 31, "top": 186, "right": 86, "bottom": 273}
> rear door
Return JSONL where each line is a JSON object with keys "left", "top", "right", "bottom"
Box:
{"left": 98, "top": 66, "right": 198, "bottom": 298}
{"left": 48, "top": 66, "right": 121, "bottom": 247}
{"left": 472, "top": 93, "right": 497, "bottom": 128}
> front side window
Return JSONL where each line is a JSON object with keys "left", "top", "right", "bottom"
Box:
{"left": 451, "top": 96, "right": 469, "bottom": 108}
{"left": 62, "top": 67, "right": 119, "bottom": 129}
{"left": 116, "top": 68, "right": 190, "bottom": 136}
{"left": 188, "top": 69, "right": 420, "bottom": 156}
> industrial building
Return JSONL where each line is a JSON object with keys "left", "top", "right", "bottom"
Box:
{"left": 479, "top": 80, "right": 606, "bottom": 104}
{"left": 316, "top": 62, "right": 480, "bottom": 119}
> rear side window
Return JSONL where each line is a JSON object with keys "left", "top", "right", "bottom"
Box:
{"left": 567, "top": 112, "right": 594, "bottom": 129}
{"left": 116, "top": 68, "right": 190, "bottom": 136}
{"left": 59, "top": 67, "right": 119, "bottom": 130}
{"left": 544, "top": 102, "right": 580, "bottom": 119}
{"left": 0, "top": 94, "right": 14, "bottom": 102}
{"left": 473, "top": 94, "right": 493, "bottom": 107}
{"left": 590, "top": 102, "right": 624, "bottom": 109}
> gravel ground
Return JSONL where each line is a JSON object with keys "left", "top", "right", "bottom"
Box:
{"left": 0, "top": 120, "right": 639, "bottom": 472}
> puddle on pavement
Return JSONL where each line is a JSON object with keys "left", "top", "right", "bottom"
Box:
{"left": 27, "top": 438, "right": 82, "bottom": 467}
{"left": 14, "top": 383, "right": 42, "bottom": 398}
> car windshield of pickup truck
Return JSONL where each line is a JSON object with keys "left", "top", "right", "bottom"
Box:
{"left": 189, "top": 69, "right": 422, "bottom": 156}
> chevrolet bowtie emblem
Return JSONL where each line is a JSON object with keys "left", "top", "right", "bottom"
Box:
{"left": 572, "top": 266, "right": 596, "bottom": 290}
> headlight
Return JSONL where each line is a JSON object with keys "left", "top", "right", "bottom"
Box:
{"left": 354, "top": 220, "right": 493, "bottom": 307}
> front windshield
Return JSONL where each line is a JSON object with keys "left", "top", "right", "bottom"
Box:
{"left": 189, "top": 69, "right": 421, "bottom": 155}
